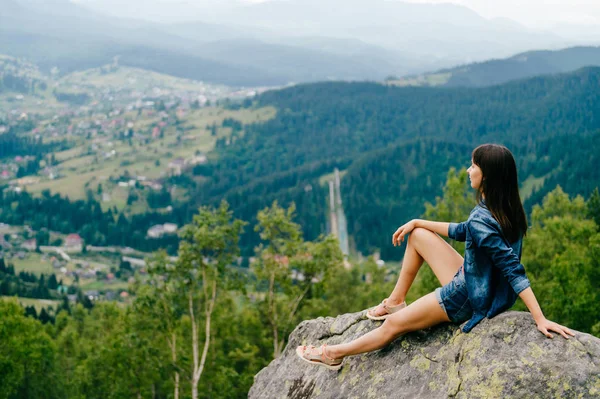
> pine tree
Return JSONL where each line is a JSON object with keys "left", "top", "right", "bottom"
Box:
{"left": 587, "top": 187, "right": 600, "bottom": 229}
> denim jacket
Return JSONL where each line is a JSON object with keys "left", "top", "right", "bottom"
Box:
{"left": 448, "top": 201, "right": 531, "bottom": 333}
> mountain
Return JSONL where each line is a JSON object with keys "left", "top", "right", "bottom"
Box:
{"left": 25, "top": 0, "right": 591, "bottom": 83}
{"left": 161, "top": 22, "right": 422, "bottom": 77}
{"left": 212, "top": 0, "right": 571, "bottom": 63}
{"left": 0, "top": 0, "right": 408, "bottom": 85}
{"left": 193, "top": 39, "right": 405, "bottom": 82}
{"left": 394, "top": 46, "right": 600, "bottom": 88}
{"left": 74, "top": 0, "right": 242, "bottom": 23}
{"left": 184, "top": 67, "right": 600, "bottom": 258}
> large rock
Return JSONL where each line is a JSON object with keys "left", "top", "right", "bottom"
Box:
{"left": 250, "top": 311, "right": 600, "bottom": 398}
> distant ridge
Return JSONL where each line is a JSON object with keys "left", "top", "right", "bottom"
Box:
{"left": 391, "top": 46, "right": 600, "bottom": 88}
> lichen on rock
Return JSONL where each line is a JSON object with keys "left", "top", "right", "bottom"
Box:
{"left": 249, "top": 311, "right": 600, "bottom": 398}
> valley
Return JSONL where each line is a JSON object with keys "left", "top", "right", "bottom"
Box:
{"left": 1, "top": 1, "right": 600, "bottom": 396}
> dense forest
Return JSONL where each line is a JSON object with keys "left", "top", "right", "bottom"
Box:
{"left": 1, "top": 177, "right": 599, "bottom": 398}
{"left": 0, "top": 190, "right": 182, "bottom": 254}
{"left": 182, "top": 67, "right": 600, "bottom": 258}
{"left": 0, "top": 127, "right": 69, "bottom": 158}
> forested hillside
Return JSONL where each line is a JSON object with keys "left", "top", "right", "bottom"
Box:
{"left": 2, "top": 65, "right": 600, "bottom": 396}
{"left": 2, "top": 67, "right": 599, "bottom": 260}
{"left": 394, "top": 46, "right": 600, "bottom": 88}
{"left": 2, "top": 179, "right": 599, "bottom": 398}
{"left": 186, "top": 67, "right": 600, "bottom": 259}
{"left": 0, "top": 56, "right": 46, "bottom": 94}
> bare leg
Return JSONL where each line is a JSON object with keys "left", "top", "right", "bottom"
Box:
{"left": 328, "top": 292, "right": 448, "bottom": 359}
{"left": 370, "top": 228, "right": 463, "bottom": 318}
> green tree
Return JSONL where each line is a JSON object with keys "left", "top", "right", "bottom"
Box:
{"left": 0, "top": 299, "right": 60, "bottom": 399}
{"left": 35, "top": 228, "right": 50, "bottom": 247}
{"left": 587, "top": 187, "right": 600, "bottom": 229}
{"left": 253, "top": 201, "right": 344, "bottom": 358}
{"left": 519, "top": 186, "right": 600, "bottom": 334}
{"left": 175, "top": 201, "right": 246, "bottom": 399}
{"left": 135, "top": 251, "right": 185, "bottom": 399}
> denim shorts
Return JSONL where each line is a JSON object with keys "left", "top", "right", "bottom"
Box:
{"left": 435, "top": 266, "right": 473, "bottom": 323}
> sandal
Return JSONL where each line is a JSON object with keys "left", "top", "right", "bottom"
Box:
{"left": 296, "top": 344, "right": 343, "bottom": 370}
{"left": 366, "top": 298, "right": 406, "bottom": 320}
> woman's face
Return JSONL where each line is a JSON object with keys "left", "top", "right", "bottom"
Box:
{"left": 467, "top": 160, "right": 483, "bottom": 191}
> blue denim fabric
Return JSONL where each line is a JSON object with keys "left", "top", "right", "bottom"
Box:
{"left": 447, "top": 201, "right": 531, "bottom": 333}
{"left": 435, "top": 267, "right": 473, "bottom": 323}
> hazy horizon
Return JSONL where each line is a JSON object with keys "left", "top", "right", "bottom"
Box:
{"left": 6, "top": 0, "right": 600, "bottom": 85}
{"left": 71, "top": 0, "right": 600, "bottom": 29}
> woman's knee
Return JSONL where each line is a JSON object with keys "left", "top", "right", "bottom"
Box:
{"left": 408, "top": 227, "right": 432, "bottom": 245}
{"left": 380, "top": 318, "right": 406, "bottom": 340}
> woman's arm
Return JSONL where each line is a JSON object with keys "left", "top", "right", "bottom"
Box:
{"left": 469, "top": 216, "right": 575, "bottom": 339}
{"left": 392, "top": 219, "right": 451, "bottom": 246}
{"left": 416, "top": 219, "right": 453, "bottom": 237}
{"left": 518, "top": 287, "right": 575, "bottom": 339}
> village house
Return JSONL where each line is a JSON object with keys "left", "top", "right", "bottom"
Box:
{"left": 84, "top": 290, "right": 100, "bottom": 301}
{"left": 82, "top": 270, "right": 96, "bottom": 279}
{"left": 21, "top": 238, "right": 37, "bottom": 251}
{"left": 147, "top": 223, "right": 178, "bottom": 238}
{"left": 0, "top": 236, "right": 12, "bottom": 250}
{"left": 41, "top": 167, "right": 58, "bottom": 180}
{"left": 13, "top": 176, "right": 40, "bottom": 186}
{"left": 163, "top": 223, "right": 178, "bottom": 234}
{"left": 64, "top": 233, "right": 83, "bottom": 252}
{"left": 147, "top": 181, "right": 163, "bottom": 190}
{"left": 189, "top": 154, "right": 207, "bottom": 165}
{"left": 168, "top": 158, "right": 186, "bottom": 176}
{"left": 147, "top": 224, "right": 164, "bottom": 238}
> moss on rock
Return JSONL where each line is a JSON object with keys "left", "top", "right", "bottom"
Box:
{"left": 250, "top": 311, "right": 600, "bottom": 399}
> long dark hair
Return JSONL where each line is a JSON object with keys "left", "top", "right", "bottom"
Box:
{"left": 472, "top": 144, "right": 528, "bottom": 243}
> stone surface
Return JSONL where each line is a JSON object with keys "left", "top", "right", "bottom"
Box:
{"left": 249, "top": 311, "right": 600, "bottom": 399}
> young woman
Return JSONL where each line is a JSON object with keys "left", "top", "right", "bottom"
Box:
{"left": 297, "top": 144, "right": 575, "bottom": 370}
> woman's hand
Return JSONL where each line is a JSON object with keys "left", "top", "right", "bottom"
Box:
{"left": 536, "top": 317, "right": 576, "bottom": 339}
{"left": 392, "top": 219, "right": 419, "bottom": 246}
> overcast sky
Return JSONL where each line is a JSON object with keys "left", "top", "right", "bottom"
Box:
{"left": 75, "top": 0, "right": 600, "bottom": 29}
{"left": 240, "top": 0, "right": 600, "bottom": 27}
{"left": 402, "top": 0, "right": 600, "bottom": 27}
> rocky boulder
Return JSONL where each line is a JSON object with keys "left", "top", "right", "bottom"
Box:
{"left": 250, "top": 311, "right": 600, "bottom": 398}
